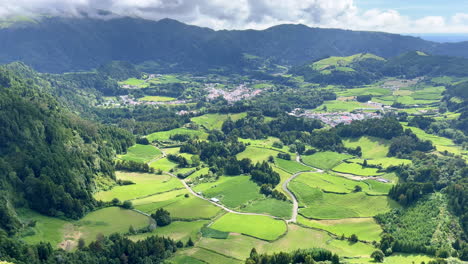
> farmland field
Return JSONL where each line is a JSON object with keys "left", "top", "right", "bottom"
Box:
{"left": 336, "top": 86, "right": 392, "bottom": 97}
{"left": 297, "top": 215, "right": 382, "bottom": 242}
{"left": 118, "top": 144, "right": 162, "bottom": 163}
{"left": 238, "top": 137, "right": 285, "bottom": 151}
{"left": 293, "top": 172, "right": 368, "bottom": 194}
{"left": 119, "top": 77, "right": 147, "bottom": 87}
{"left": 210, "top": 213, "right": 287, "bottom": 241}
{"left": 193, "top": 176, "right": 262, "bottom": 208}
{"left": 403, "top": 124, "right": 466, "bottom": 155}
{"left": 149, "top": 157, "right": 178, "bottom": 172}
{"left": 147, "top": 128, "right": 208, "bottom": 142}
{"left": 94, "top": 171, "right": 183, "bottom": 202}
{"left": 263, "top": 225, "right": 375, "bottom": 257}
{"left": 139, "top": 96, "right": 176, "bottom": 102}
{"left": 178, "top": 247, "right": 242, "bottom": 264}
{"left": 274, "top": 158, "right": 311, "bottom": 174}
{"left": 236, "top": 146, "right": 280, "bottom": 163}
{"left": 332, "top": 162, "right": 383, "bottom": 176}
{"left": 241, "top": 199, "right": 293, "bottom": 218}
{"left": 77, "top": 207, "right": 150, "bottom": 243}
{"left": 191, "top": 112, "right": 247, "bottom": 130}
{"left": 18, "top": 209, "right": 69, "bottom": 246}
{"left": 130, "top": 220, "right": 209, "bottom": 242}
{"left": 313, "top": 100, "right": 377, "bottom": 112}
{"left": 347, "top": 253, "right": 435, "bottom": 264}
{"left": 343, "top": 136, "right": 389, "bottom": 159}
{"left": 301, "top": 151, "right": 352, "bottom": 170}
{"left": 290, "top": 182, "right": 398, "bottom": 219}
{"left": 350, "top": 157, "right": 412, "bottom": 168}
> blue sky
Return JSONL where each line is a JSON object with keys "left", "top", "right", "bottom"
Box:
{"left": 356, "top": 0, "right": 468, "bottom": 18}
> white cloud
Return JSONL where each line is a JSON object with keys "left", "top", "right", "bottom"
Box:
{"left": 1, "top": 0, "right": 468, "bottom": 33}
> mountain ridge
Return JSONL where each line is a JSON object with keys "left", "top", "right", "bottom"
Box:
{"left": 0, "top": 16, "right": 467, "bottom": 73}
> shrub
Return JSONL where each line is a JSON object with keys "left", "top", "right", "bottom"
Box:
{"left": 151, "top": 208, "right": 171, "bottom": 227}
{"left": 371, "top": 250, "right": 384, "bottom": 262}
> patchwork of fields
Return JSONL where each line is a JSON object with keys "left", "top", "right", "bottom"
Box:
{"left": 18, "top": 110, "right": 459, "bottom": 264}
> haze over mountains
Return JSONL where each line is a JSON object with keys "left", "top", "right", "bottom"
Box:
{"left": 2, "top": 16, "right": 468, "bottom": 73}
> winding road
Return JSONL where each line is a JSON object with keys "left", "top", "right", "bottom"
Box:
{"left": 163, "top": 153, "right": 324, "bottom": 223}
{"left": 166, "top": 172, "right": 277, "bottom": 218}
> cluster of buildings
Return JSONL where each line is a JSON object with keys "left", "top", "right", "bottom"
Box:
{"left": 206, "top": 84, "right": 263, "bottom": 103}
{"left": 290, "top": 109, "right": 382, "bottom": 127}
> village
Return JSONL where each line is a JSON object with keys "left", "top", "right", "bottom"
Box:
{"left": 206, "top": 83, "right": 265, "bottom": 103}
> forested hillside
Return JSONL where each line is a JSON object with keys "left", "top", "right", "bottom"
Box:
{"left": 0, "top": 68, "right": 134, "bottom": 234}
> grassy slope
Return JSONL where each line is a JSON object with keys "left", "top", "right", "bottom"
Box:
{"left": 290, "top": 182, "right": 398, "bottom": 219}
{"left": 193, "top": 176, "right": 262, "bottom": 208}
{"left": 147, "top": 128, "right": 208, "bottom": 142}
{"left": 191, "top": 113, "right": 247, "bottom": 130}
{"left": 297, "top": 215, "right": 382, "bottom": 242}
{"left": 94, "top": 172, "right": 183, "bottom": 202}
{"left": 210, "top": 213, "right": 287, "bottom": 241}
{"left": 301, "top": 151, "right": 352, "bottom": 170}
{"left": 118, "top": 144, "right": 162, "bottom": 163}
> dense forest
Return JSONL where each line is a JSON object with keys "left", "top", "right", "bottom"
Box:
{"left": 0, "top": 67, "right": 134, "bottom": 234}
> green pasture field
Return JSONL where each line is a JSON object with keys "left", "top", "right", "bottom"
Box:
{"left": 94, "top": 171, "right": 183, "bottom": 202}
{"left": 118, "top": 144, "right": 162, "bottom": 163}
{"left": 311, "top": 54, "right": 384, "bottom": 71}
{"left": 343, "top": 136, "right": 389, "bottom": 159}
{"left": 236, "top": 146, "right": 280, "bottom": 164}
{"left": 336, "top": 86, "right": 391, "bottom": 97}
{"left": 403, "top": 125, "right": 466, "bottom": 156}
{"left": 201, "top": 227, "right": 230, "bottom": 239}
{"left": 77, "top": 207, "right": 150, "bottom": 243}
{"left": 347, "top": 253, "right": 435, "bottom": 264}
{"left": 274, "top": 158, "right": 311, "bottom": 174}
{"left": 210, "top": 213, "right": 287, "bottom": 241}
{"left": 133, "top": 188, "right": 220, "bottom": 219}
{"left": 148, "top": 74, "right": 186, "bottom": 85}
{"left": 132, "top": 189, "right": 186, "bottom": 213}
{"left": 179, "top": 247, "right": 242, "bottom": 264}
{"left": 120, "top": 78, "right": 147, "bottom": 87}
{"left": 149, "top": 157, "right": 178, "bottom": 172}
{"left": 313, "top": 101, "right": 376, "bottom": 112}
{"left": 393, "top": 90, "right": 414, "bottom": 96}
{"left": 139, "top": 96, "right": 176, "bottom": 102}
{"left": 347, "top": 157, "right": 412, "bottom": 168}
{"left": 241, "top": 199, "right": 293, "bottom": 219}
{"left": 294, "top": 187, "right": 399, "bottom": 219}
{"left": 263, "top": 225, "right": 375, "bottom": 257}
{"left": 186, "top": 167, "right": 210, "bottom": 181}
{"left": 193, "top": 176, "right": 262, "bottom": 208}
{"left": 164, "top": 195, "right": 221, "bottom": 219}
{"left": 147, "top": 128, "right": 208, "bottom": 142}
{"left": 396, "top": 96, "right": 438, "bottom": 105}
{"left": 130, "top": 220, "right": 209, "bottom": 242}
{"left": 170, "top": 255, "right": 206, "bottom": 264}
{"left": 332, "top": 162, "right": 383, "bottom": 176}
{"left": 191, "top": 112, "right": 247, "bottom": 130}
{"left": 292, "top": 171, "right": 392, "bottom": 196}
{"left": 272, "top": 167, "right": 293, "bottom": 198}
{"left": 17, "top": 209, "right": 69, "bottom": 246}
{"left": 197, "top": 225, "right": 375, "bottom": 261}
{"left": 238, "top": 137, "right": 285, "bottom": 151}
{"left": 363, "top": 179, "right": 393, "bottom": 195}
{"left": 293, "top": 172, "right": 368, "bottom": 194}
{"left": 301, "top": 151, "right": 352, "bottom": 170}
{"left": 297, "top": 215, "right": 382, "bottom": 242}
